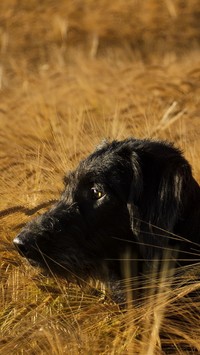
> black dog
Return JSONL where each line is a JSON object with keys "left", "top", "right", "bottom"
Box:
{"left": 13, "top": 138, "right": 200, "bottom": 290}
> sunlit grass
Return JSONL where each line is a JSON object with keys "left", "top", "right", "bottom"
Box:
{"left": 0, "top": 0, "right": 200, "bottom": 353}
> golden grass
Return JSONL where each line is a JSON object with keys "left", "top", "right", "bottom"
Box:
{"left": 0, "top": 0, "right": 200, "bottom": 353}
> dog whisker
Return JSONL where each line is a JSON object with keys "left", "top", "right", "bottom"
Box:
{"left": 112, "top": 236, "right": 200, "bottom": 258}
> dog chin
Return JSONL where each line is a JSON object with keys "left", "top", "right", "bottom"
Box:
{"left": 26, "top": 258, "right": 68, "bottom": 279}
{"left": 27, "top": 258, "right": 54, "bottom": 278}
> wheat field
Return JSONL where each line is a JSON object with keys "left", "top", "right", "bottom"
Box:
{"left": 0, "top": 1, "right": 200, "bottom": 354}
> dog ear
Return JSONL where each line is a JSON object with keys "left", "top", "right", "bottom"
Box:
{"left": 127, "top": 141, "right": 197, "bottom": 260}
{"left": 140, "top": 146, "right": 193, "bottom": 230}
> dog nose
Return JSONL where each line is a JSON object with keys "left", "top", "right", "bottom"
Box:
{"left": 13, "top": 235, "right": 29, "bottom": 257}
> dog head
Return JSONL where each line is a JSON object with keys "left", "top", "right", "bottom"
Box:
{"left": 13, "top": 138, "right": 200, "bottom": 282}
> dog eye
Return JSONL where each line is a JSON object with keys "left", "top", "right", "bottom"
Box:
{"left": 91, "top": 187, "right": 103, "bottom": 200}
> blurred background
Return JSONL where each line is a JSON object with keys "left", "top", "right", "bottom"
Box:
{"left": 0, "top": 0, "right": 200, "bottom": 171}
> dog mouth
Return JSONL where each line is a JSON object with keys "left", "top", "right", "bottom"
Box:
{"left": 13, "top": 242, "right": 42, "bottom": 267}
{"left": 27, "top": 258, "right": 42, "bottom": 267}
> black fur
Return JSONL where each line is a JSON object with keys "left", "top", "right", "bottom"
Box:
{"left": 13, "top": 138, "right": 200, "bottom": 288}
